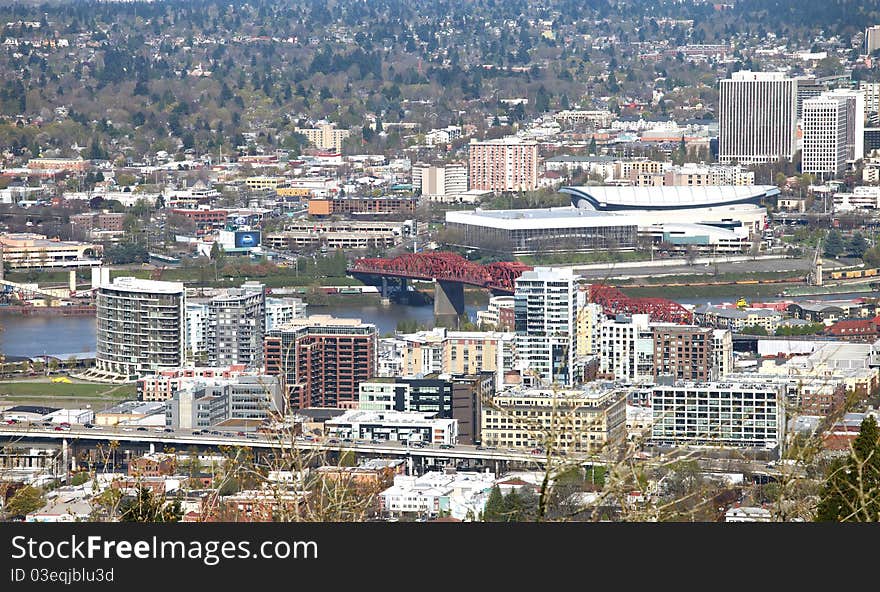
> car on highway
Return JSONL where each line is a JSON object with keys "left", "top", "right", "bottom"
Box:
{"left": 136, "top": 427, "right": 148, "bottom": 432}
{"left": 439, "top": 444, "right": 454, "bottom": 449}
{"left": 54, "top": 425, "right": 69, "bottom": 431}
{"left": 163, "top": 428, "right": 174, "bottom": 433}
{"left": 369, "top": 439, "right": 380, "bottom": 444}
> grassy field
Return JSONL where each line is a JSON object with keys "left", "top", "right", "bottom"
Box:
{"left": 0, "top": 381, "right": 136, "bottom": 409}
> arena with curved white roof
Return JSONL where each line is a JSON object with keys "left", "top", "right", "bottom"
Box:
{"left": 560, "top": 185, "right": 779, "bottom": 211}
{"left": 444, "top": 185, "right": 774, "bottom": 256}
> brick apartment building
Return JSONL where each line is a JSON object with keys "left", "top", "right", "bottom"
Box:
{"left": 264, "top": 315, "right": 377, "bottom": 409}
{"left": 653, "top": 326, "right": 713, "bottom": 381}
{"left": 70, "top": 211, "right": 126, "bottom": 236}
{"left": 128, "top": 453, "right": 176, "bottom": 477}
{"left": 307, "top": 196, "right": 417, "bottom": 217}
{"left": 170, "top": 208, "right": 228, "bottom": 235}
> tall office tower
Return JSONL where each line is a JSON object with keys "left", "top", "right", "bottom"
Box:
{"left": 795, "top": 77, "right": 823, "bottom": 118}
{"left": 802, "top": 94, "right": 850, "bottom": 177}
{"left": 96, "top": 277, "right": 186, "bottom": 380}
{"left": 824, "top": 89, "right": 865, "bottom": 161}
{"left": 514, "top": 267, "right": 579, "bottom": 387}
{"left": 264, "top": 315, "right": 377, "bottom": 409}
{"left": 468, "top": 138, "right": 538, "bottom": 192}
{"left": 802, "top": 90, "right": 864, "bottom": 178}
{"left": 866, "top": 25, "right": 880, "bottom": 55}
{"left": 206, "top": 282, "right": 266, "bottom": 368}
{"left": 718, "top": 71, "right": 798, "bottom": 164}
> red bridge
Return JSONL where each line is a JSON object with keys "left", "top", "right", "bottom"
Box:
{"left": 348, "top": 252, "right": 693, "bottom": 324}
{"left": 588, "top": 284, "right": 693, "bottom": 325}
{"left": 348, "top": 252, "right": 531, "bottom": 293}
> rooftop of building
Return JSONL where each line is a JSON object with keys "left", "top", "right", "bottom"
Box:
{"left": 561, "top": 184, "right": 779, "bottom": 211}
{"left": 495, "top": 381, "right": 628, "bottom": 404}
{"left": 99, "top": 401, "right": 166, "bottom": 415}
{"left": 272, "top": 314, "right": 375, "bottom": 332}
{"left": 327, "top": 410, "right": 447, "bottom": 424}
{"left": 2, "top": 405, "right": 60, "bottom": 416}
{"left": 102, "top": 276, "right": 185, "bottom": 294}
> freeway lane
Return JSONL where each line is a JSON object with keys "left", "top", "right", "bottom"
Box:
{"left": 0, "top": 426, "right": 797, "bottom": 478}
{"left": 0, "top": 424, "right": 578, "bottom": 465}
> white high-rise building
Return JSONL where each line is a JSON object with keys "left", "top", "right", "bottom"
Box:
{"left": 96, "top": 277, "right": 186, "bottom": 380}
{"left": 802, "top": 95, "right": 850, "bottom": 177}
{"left": 265, "top": 297, "right": 307, "bottom": 332}
{"left": 599, "top": 314, "right": 657, "bottom": 382}
{"left": 185, "top": 302, "right": 209, "bottom": 362}
{"left": 859, "top": 82, "right": 880, "bottom": 119}
{"left": 802, "top": 90, "right": 865, "bottom": 178}
{"left": 206, "top": 282, "right": 266, "bottom": 368}
{"left": 866, "top": 25, "right": 880, "bottom": 55}
{"left": 415, "top": 163, "right": 468, "bottom": 202}
{"left": 718, "top": 71, "right": 798, "bottom": 164}
{"left": 825, "top": 89, "right": 865, "bottom": 161}
{"left": 513, "top": 267, "right": 579, "bottom": 387}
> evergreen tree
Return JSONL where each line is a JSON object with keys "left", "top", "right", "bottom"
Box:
{"left": 849, "top": 232, "right": 868, "bottom": 258}
{"left": 816, "top": 416, "right": 880, "bottom": 521}
{"left": 119, "top": 487, "right": 183, "bottom": 522}
{"left": 588, "top": 136, "right": 597, "bottom": 155}
{"left": 483, "top": 485, "right": 505, "bottom": 521}
{"left": 823, "top": 229, "right": 845, "bottom": 259}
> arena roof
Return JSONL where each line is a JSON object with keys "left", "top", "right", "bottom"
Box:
{"left": 446, "top": 207, "right": 636, "bottom": 230}
{"left": 560, "top": 185, "right": 779, "bottom": 211}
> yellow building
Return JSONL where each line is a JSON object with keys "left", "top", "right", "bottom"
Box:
{"left": 276, "top": 187, "right": 313, "bottom": 198}
{"left": 400, "top": 329, "right": 516, "bottom": 381}
{"left": 245, "top": 176, "right": 285, "bottom": 191}
{"left": 576, "top": 300, "right": 604, "bottom": 357}
{"left": 481, "top": 383, "right": 627, "bottom": 452}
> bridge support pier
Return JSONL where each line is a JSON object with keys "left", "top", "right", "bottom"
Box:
{"left": 434, "top": 280, "right": 464, "bottom": 327}
{"left": 398, "top": 278, "right": 408, "bottom": 304}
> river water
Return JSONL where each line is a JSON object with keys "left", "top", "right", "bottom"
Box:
{"left": 0, "top": 302, "right": 482, "bottom": 358}
{"left": 0, "top": 291, "right": 875, "bottom": 358}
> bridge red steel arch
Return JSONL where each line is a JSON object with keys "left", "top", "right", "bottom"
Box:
{"left": 348, "top": 252, "right": 693, "bottom": 323}
{"left": 588, "top": 283, "right": 694, "bottom": 325}
{"left": 348, "top": 252, "right": 532, "bottom": 293}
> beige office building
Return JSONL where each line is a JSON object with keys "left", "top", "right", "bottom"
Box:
{"left": 481, "top": 383, "right": 627, "bottom": 452}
